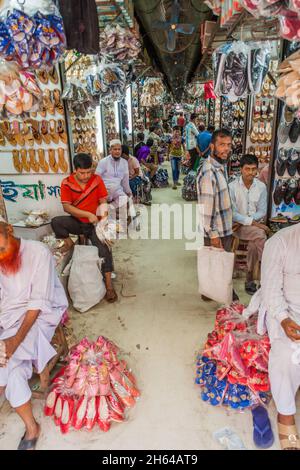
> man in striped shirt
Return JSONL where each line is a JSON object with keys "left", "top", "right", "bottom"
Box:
{"left": 197, "top": 128, "right": 238, "bottom": 301}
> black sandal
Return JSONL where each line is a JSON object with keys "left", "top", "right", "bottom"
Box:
{"left": 18, "top": 429, "right": 40, "bottom": 451}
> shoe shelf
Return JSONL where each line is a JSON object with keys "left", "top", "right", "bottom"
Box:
{"left": 103, "top": 102, "right": 121, "bottom": 153}
{"left": 246, "top": 62, "right": 278, "bottom": 173}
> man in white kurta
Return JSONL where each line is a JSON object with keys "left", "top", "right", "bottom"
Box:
{"left": 0, "top": 220, "right": 68, "bottom": 449}
{"left": 96, "top": 140, "right": 132, "bottom": 210}
{"left": 259, "top": 223, "right": 300, "bottom": 449}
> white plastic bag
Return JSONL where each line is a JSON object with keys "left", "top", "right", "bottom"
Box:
{"left": 67, "top": 245, "right": 106, "bottom": 313}
{"left": 197, "top": 246, "right": 234, "bottom": 304}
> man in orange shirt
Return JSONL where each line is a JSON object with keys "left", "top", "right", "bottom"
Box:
{"left": 51, "top": 153, "right": 117, "bottom": 302}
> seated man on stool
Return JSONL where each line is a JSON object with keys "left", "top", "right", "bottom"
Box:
{"left": 229, "top": 154, "right": 270, "bottom": 295}
{"left": 51, "top": 153, "right": 118, "bottom": 303}
{"left": 0, "top": 217, "right": 68, "bottom": 450}
{"left": 96, "top": 140, "right": 134, "bottom": 229}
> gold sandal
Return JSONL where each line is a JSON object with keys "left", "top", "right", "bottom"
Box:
{"left": 2, "top": 121, "right": 17, "bottom": 146}
{"left": 41, "top": 120, "right": 51, "bottom": 145}
{"left": 53, "top": 89, "right": 64, "bottom": 115}
{"left": 29, "top": 150, "right": 40, "bottom": 172}
{"left": 21, "top": 149, "right": 30, "bottom": 172}
{"left": 278, "top": 423, "right": 300, "bottom": 450}
{"left": 48, "top": 149, "right": 58, "bottom": 173}
{"left": 43, "top": 89, "right": 55, "bottom": 116}
{"left": 28, "top": 119, "right": 42, "bottom": 145}
{"left": 48, "top": 66, "right": 59, "bottom": 85}
{"left": 12, "top": 120, "right": 25, "bottom": 146}
{"left": 22, "top": 122, "right": 35, "bottom": 147}
{"left": 12, "top": 149, "right": 22, "bottom": 173}
{"left": 57, "top": 119, "right": 68, "bottom": 144}
{"left": 58, "top": 148, "right": 69, "bottom": 172}
{"left": 38, "top": 149, "right": 49, "bottom": 173}
{"left": 49, "top": 119, "right": 59, "bottom": 144}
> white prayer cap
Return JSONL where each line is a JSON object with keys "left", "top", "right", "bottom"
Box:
{"left": 110, "top": 139, "right": 122, "bottom": 147}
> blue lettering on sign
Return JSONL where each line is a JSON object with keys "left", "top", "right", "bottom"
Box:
{"left": 0, "top": 180, "right": 61, "bottom": 203}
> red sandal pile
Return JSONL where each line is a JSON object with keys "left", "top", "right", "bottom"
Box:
{"left": 44, "top": 336, "right": 140, "bottom": 434}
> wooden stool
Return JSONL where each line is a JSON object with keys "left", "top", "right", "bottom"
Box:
{"left": 232, "top": 236, "right": 260, "bottom": 281}
{"left": 31, "top": 324, "right": 69, "bottom": 399}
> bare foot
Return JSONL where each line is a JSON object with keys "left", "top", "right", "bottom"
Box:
{"left": 105, "top": 288, "right": 118, "bottom": 303}
{"left": 24, "top": 422, "right": 40, "bottom": 443}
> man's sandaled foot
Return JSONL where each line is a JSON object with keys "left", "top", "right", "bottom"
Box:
{"left": 278, "top": 422, "right": 300, "bottom": 450}
{"left": 105, "top": 288, "right": 118, "bottom": 303}
{"left": 58, "top": 239, "right": 74, "bottom": 254}
{"left": 18, "top": 424, "right": 40, "bottom": 451}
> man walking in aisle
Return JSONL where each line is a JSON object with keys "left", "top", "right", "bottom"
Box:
{"left": 185, "top": 113, "right": 200, "bottom": 170}
{"left": 197, "top": 128, "right": 238, "bottom": 301}
{"left": 229, "top": 154, "right": 269, "bottom": 295}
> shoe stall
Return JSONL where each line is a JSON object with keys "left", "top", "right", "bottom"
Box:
{"left": 268, "top": 42, "right": 300, "bottom": 231}
{"left": 0, "top": 3, "right": 71, "bottom": 233}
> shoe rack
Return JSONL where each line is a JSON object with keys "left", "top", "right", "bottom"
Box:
{"left": 220, "top": 97, "right": 246, "bottom": 175}
{"left": 1, "top": 65, "right": 71, "bottom": 176}
{"left": 63, "top": 53, "right": 104, "bottom": 165}
{"left": 246, "top": 61, "right": 278, "bottom": 173}
{"left": 267, "top": 42, "right": 300, "bottom": 231}
{"left": 102, "top": 101, "right": 122, "bottom": 155}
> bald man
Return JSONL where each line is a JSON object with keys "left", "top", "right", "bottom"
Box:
{"left": 0, "top": 219, "right": 68, "bottom": 450}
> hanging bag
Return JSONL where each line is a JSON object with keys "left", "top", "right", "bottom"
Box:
{"left": 64, "top": 245, "right": 106, "bottom": 313}
{"left": 197, "top": 246, "right": 234, "bottom": 305}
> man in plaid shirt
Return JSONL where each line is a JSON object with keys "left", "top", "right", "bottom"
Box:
{"left": 197, "top": 128, "right": 239, "bottom": 301}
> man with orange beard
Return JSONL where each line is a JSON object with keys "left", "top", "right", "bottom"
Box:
{"left": 0, "top": 217, "right": 68, "bottom": 450}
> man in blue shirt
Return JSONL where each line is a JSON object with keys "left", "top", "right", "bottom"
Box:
{"left": 197, "top": 125, "right": 215, "bottom": 159}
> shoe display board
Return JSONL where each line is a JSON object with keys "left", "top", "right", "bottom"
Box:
{"left": 246, "top": 58, "right": 278, "bottom": 174}
{"left": 268, "top": 43, "right": 300, "bottom": 231}
{"left": 220, "top": 97, "right": 246, "bottom": 175}
{"left": 0, "top": 64, "right": 71, "bottom": 221}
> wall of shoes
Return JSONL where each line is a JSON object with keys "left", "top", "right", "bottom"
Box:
{"left": 63, "top": 53, "right": 104, "bottom": 164}
{"left": 0, "top": 65, "right": 71, "bottom": 221}
{"left": 246, "top": 61, "right": 278, "bottom": 172}
{"left": 269, "top": 43, "right": 300, "bottom": 229}
{"left": 220, "top": 97, "right": 246, "bottom": 175}
{"left": 103, "top": 102, "right": 121, "bottom": 154}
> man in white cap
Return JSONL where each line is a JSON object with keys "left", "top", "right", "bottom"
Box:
{"left": 0, "top": 217, "right": 68, "bottom": 450}
{"left": 96, "top": 140, "right": 133, "bottom": 223}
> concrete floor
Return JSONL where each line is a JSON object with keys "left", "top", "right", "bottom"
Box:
{"left": 0, "top": 164, "right": 288, "bottom": 450}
